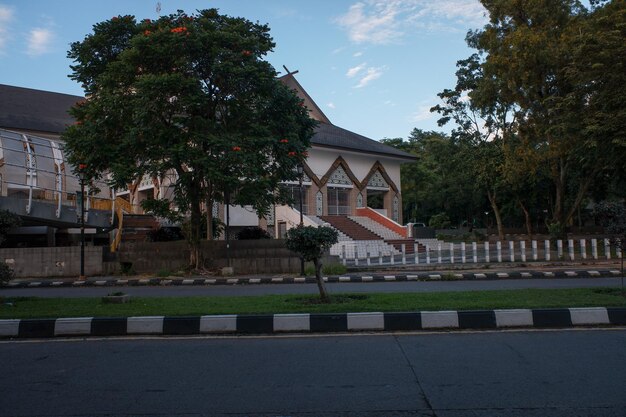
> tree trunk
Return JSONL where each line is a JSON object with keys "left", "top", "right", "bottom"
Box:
{"left": 518, "top": 199, "right": 532, "bottom": 238}
{"left": 313, "top": 258, "right": 330, "bottom": 303}
{"left": 487, "top": 189, "right": 505, "bottom": 241}
{"left": 206, "top": 196, "right": 214, "bottom": 241}
{"left": 189, "top": 199, "right": 203, "bottom": 270}
{"left": 553, "top": 157, "right": 566, "bottom": 232}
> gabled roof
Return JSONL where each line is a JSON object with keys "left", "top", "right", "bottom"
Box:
{"left": 0, "top": 84, "right": 84, "bottom": 134}
{"left": 279, "top": 72, "right": 416, "bottom": 161}
{"left": 312, "top": 122, "right": 415, "bottom": 160}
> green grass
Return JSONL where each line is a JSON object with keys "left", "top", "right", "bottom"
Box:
{"left": 1, "top": 288, "right": 625, "bottom": 319}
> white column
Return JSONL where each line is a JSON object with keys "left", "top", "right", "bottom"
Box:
{"left": 497, "top": 241, "right": 502, "bottom": 262}
{"left": 426, "top": 245, "right": 431, "bottom": 264}
{"left": 520, "top": 241, "right": 526, "bottom": 262}
{"left": 568, "top": 239, "right": 575, "bottom": 260}
{"left": 617, "top": 244, "right": 622, "bottom": 259}
{"left": 342, "top": 245, "right": 347, "bottom": 266}
{"left": 580, "top": 239, "right": 587, "bottom": 260}
{"left": 461, "top": 242, "right": 466, "bottom": 263}
{"left": 472, "top": 242, "right": 477, "bottom": 263}
{"left": 379, "top": 249, "right": 383, "bottom": 265}
{"left": 509, "top": 241, "right": 515, "bottom": 262}
{"left": 532, "top": 240, "right": 538, "bottom": 261}
{"left": 390, "top": 249, "right": 395, "bottom": 265}
{"left": 605, "top": 238, "right": 611, "bottom": 260}
{"left": 591, "top": 239, "right": 598, "bottom": 260}
{"left": 414, "top": 243, "right": 419, "bottom": 264}
{"left": 366, "top": 244, "right": 371, "bottom": 266}
{"left": 450, "top": 243, "right": 455, "bottom": 264}
{"left": 485, "top": 242, "right": 490, "bottom": 263}
{"left": 557, "top": 240, "right": 563, "bottom": 259}
{"left": 402, "top": 244, "right": 407, "bottom": 265}
{"left": 545, "top": 240, "right": 551, "bottom": 261}
{"left": 437, "top": 243, "right": 442, "bottom": 264}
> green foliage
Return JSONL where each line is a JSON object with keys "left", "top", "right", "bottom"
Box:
{"left": 429, "top": 212, "right": 451, "bottom": 229}
{"left": 284, "top": 226, "right": 338, "bottom": 262}
{"left": 304, "top": 262, "right": 347, "bottom": 276}
{"left": 235, "top": 227, "right": 271, "bottom": 240}
{"left": 63, "top": 10, "right": 316, "bottom": 266}
{"left": 0, "top": 209, "right": 21, "bottom": 245}
{"left": 595, "top": 201, "right": 626, "bottom": 250}
{"left": 0, "top": 261, "right": 14, "bottom": 284}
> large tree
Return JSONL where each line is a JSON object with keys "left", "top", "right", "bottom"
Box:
{"left": 63, "top": 10, "right": 316, "bottom": 267}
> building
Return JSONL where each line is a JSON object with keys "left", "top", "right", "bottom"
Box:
{"left": 0, "top": 72, "right": 416, "bottom": 251}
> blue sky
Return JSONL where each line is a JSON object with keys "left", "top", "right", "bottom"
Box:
{"left": 0, "top": 0, "right": 488, "bottom": 140}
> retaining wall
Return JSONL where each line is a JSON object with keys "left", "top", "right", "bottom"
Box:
{"left": 0, "top": 246, "right": 104, "bottom": 277}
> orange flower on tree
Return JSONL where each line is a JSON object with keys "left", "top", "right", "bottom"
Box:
{"left": 280, "top": 139, "right": 289, "bottom": 143}
{"left": 241, "top": 50, "right": 252, "bottom": 56}
{"left": 288, "top": 151, "right": 297, "bottom": 156}
{"left": 144, "top": 30, "right": 152, "bottom": 36}
{"left": 232, "top": 146, "right": 241, "bottom": 151}
{"left": 171, "top": 27, "right": 188, "bottom": 34}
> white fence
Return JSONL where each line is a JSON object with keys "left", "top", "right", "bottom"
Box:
{"left": 338, "top": 238, "right": 622, "bottom": 267}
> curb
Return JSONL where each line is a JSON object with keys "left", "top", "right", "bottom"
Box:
{"left": 2, "top": 308, "right": 625, "bottom": 339}
{"left": 3, "top": 269, "right": 622, "bottom": 289}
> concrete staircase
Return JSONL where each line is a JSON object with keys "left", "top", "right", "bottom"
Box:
{"left": 320, "top": 216, "right": 381, "bottom": 241}
{"left": 349, "top": 215, "right": 424, "bottom": 254}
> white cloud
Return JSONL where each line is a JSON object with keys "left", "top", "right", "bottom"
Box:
{"left": 346, "top": 62, "right": 367, "bottom": 78}
{"left": 26, "top": 27, "right": 54, "bottom": 56}
{"left": 0, "top": 4, "right": 14, "bottom": 53}
{"left": 410, "top": 99, "right": 438, "bottom": 122}
{"left": 353, "top": 51, "right": 363, "bottom": 57}
{"left": 354, "top": 66, "right": 385, "bottom": 88}
{"left": 336, "top": 0, "right": 487, "bottom": 45}
{"left": 327, "top": 102, "right": 336, "bottom": 109}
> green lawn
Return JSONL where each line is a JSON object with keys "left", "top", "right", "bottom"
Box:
{"left": 1, "top": 288, "right": 625, "bottom": 319}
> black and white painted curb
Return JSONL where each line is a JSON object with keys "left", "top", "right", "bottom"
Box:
{"left": 3, "top": 269, "right": 622, "bottom": 288}
{"left": 1, "top": 308, "right": 625, "bottom": 338}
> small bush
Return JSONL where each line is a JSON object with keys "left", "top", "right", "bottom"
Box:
{"left": 236, "top": 227, "right": 271, "bottom": 240}
{"left": 304, "top": 263, "right": 347, "bottom": 276}
{"left": 429, "top": 212, "right": 451, "bottom": 229}
{"left": 0, "top": 261, "right": 15, "bottom": 284}
{"left": 156, "top": 269, "right": 172, "bottom": 277}
{"left": 120, "top": 262, "right": 135, "bottom": 275}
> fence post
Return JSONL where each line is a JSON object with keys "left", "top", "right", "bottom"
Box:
{"left": 390, "top": 249, "right": 395, "bottom": 266}
{"left": 437, "top": 243, "right": 442, "bottom": 264}
{"left": 557, "top": 240, "right": 563, "bottom": 259}
{"left": 354, "top": 245, "right": 359, "bottom": 266}
{"left": 509, "top": 241, "right": 515, "bottom": 262}
{"left": 617, "top": 244, "right": 622, "bottom": 259}
{"left": 497, "top": 241, "right": 502, "bottom": 262}
{"left": 472, "top": 242, "right": 477, "bottom": 263}
{"left": 426, "top": 245, "right": 431, "bottom": 264}
{"left": 568, "top": 239, "right": 575, "bottom": 260}
{"left": 520, "top": 241, "right": 526, "bottom": 262}
{"left": 591, "top": 238, "right": 598, "bottom": 260}
{"left": 461, "top": 242, "right": 466, "bottom": 263}
{"left": 485, "top": 242, "right": 490, "bottom": 263}
{"left": 450, "top": 243, "right": 455, "bottom": 264}
{"left": 545, "top": 240, "right": 551, "bottom": 261}
{"left": 532, "top": 240, "right": 538, "bottom": 261}
{"left": 605, "top": 238, "right": 611, "bottom": 260}
{"left": 414, "top": 243, "right": 419, "bottom": 264}
{"left": 366, "top": 244, "right": 371, "bottom": 266}
{"left": 580, "top": 239, "right": 587, "bottom": 260}
{"left": 402, "top": 244, "right": 406, "bottom": 265}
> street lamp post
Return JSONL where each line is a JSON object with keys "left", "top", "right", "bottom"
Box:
{"left": 297, "top": 164, "right": 305, "bottom": 276}
{"left": 78, "top": 163, "right": 87, "bottom": 280}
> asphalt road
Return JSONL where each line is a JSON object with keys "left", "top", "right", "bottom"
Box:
{"left": 1, "top": 329, "right": 625, "bottom": 417}
{"left": 0, "top": 277, "right": 621, "bottom": 297}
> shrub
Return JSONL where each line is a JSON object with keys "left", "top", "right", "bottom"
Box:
{"left": 304, "top": 262, "right": 347, "bottom": 276}
{"left": 429, "top": 212, "right": 451, "bottom": 229}
{"left": 0, "top": 261, "right": 15, "bottom": 284}
{"left": 236, "top": 226, "right": 271, "bottom": 240}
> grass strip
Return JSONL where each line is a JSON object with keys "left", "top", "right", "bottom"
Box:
{"left": 1, "top": 288, "right": 625, "bottom": 319}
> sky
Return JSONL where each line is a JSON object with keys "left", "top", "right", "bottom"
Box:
{"left": 0, "top": 0, "right": 489, "bottom": 141}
